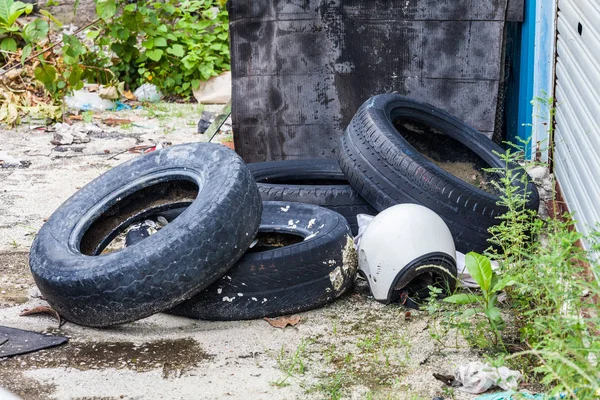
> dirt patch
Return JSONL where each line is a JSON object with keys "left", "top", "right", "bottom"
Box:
{"left": 0, "top": 371, "right": 56, "bottom": 400}
{"left": 0, "top": 252, "right": 33, "bottom": 307}
{"left": 270, "top": 281, "right": 478, "bottom": 399}
{"left": 0, "top": 338, "right": 212, "bottom": 378}
{"left": 396, "top": 120, "right": 500, "bottom": 195}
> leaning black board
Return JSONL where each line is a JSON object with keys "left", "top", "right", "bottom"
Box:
{"left": 230, "top": 0, "right": 510, "bottom": 162}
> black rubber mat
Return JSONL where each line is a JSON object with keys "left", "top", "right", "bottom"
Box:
{"left": 0, "top": 326, "right": 68, "bottom": 358}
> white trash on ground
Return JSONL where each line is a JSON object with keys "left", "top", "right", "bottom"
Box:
{"left": 134, "top": 83, "right": 162, "bottom": 103}
{"left": 65, "top": 90, "right": 115, "bottom": 111}
{"left": 455, "top": 362, "right": 521, "bottom": 394}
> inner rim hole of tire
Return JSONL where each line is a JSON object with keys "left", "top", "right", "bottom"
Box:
{"left": 247, "top": 232, "right": 304, "bottom": 253}
{"left": 393, "top": 119, "right": 500, "bottom": 194}
{"left": 80, "top": 179, "right": 198, "bottom": 256}
{"left": 258, "top": 177, "right": 349, "bottom": 186}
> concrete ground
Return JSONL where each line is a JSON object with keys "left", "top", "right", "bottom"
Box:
{"left": 0, "top": 104, "right": 480, "bottom": 400}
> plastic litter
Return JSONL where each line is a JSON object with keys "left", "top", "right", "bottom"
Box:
{"left": 114, "top": 101, "right": 132, "bottom": 111}
{"left": 65, "top": 90, "right": 115, "bottom": 111}
{"left": 0, "top": 325, "right": 68, "bottom": 357}
{"left": 455, "top": 362, "right": 521, "bottom": 394}
{"left": 134, "top": 83, "right": 162, "bottom": 103}
{"left": 474, "top": 392, "right": 546, "bottom": 400}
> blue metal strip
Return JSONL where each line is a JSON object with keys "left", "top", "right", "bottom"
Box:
{"left": 514, "top": 0, "right": 537, "bottom": 158}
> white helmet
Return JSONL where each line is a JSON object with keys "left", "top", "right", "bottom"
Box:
{"left": 358, "top": 204, "right": 457, "bottom": 308}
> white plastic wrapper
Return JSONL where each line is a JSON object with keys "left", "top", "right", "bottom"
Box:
{"left": 65, "top": 90, "right": 115, "bottom": 111}
{"left": 134, "top": 83, "right": 163, "bottom": 103}
{"left": 455, "top": 362, "right": 521, "bottom": 394}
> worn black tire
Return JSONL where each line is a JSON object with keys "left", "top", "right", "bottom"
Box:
{"left": 338, "top": 95, "right": 539, "bottom": 253}
{"left": 29, "top": 143, "right": 262, "bottom": 327}
{"left": 248, "top": 160, "right": 377, "bottom": 235}
{"left": 169, "top": 201, "right": 356, "bottom": 321}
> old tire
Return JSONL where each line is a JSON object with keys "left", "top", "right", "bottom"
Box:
{"left": 169, "top": 201, "right": 356, "bottom": 321}
{"left": 248, "top": 160, "right": 377, "bottom": 235}
{"left": 29, "top": 143, "right": 262, "bottom": 327}
{"left": 338, "top": 95, "right": 539, "bottom": 253}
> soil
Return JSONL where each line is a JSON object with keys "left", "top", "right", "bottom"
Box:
{"left": 0, "top": 104, "right": 483, "bottom": 400}
{"left": 396, "top": 121, "right": 501, "bottom": 195}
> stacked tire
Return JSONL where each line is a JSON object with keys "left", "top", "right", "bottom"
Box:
{"left": 29, "top": 143, "right": 356, "bottom": 326}
{"left": 29, "top": 95, "right": 539, "bottom": 327}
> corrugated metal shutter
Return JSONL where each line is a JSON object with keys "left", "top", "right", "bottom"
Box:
{"left": 554, "top": 0, "right": 600, "bottom": 247}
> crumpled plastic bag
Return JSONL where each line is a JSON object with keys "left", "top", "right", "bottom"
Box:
{"left": 134, "top": 83, "right": 162, "bottom": 103}
{"left": 65, "top": 90, "right": 115, "bottom": 111}
{"left": 456, "top": 362, "right": 521, "bottom": 394}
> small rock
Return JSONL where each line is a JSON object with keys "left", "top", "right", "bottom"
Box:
{"left": 51, "top": 131, "right": 74, "bottom": 145}
{"left": 72, "top": 132, "right": 91, "bottom": 144}
{"left": 542, "top": 177, "right": 554, "bottom": 193}
{"left": 526, "top": 165, "right": 550, "bottom": 181}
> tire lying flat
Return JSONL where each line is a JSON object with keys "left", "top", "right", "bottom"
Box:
{"left": 248, "top": 160, "right": 377, "bottom": 235}
{"left": 169, "top": 201, "right": 357, "bottom": 321}
{"left": 29, "top": 143, "right": 262, "bottom": 327}
{"left": 338, "top": 95, "right": 539, "bottom": 253}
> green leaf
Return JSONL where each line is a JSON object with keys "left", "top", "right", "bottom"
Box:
{"left": 23, "top": 19, "right": 49, "bottom": 42}
{"left": 142, "top": 38, "right": 154, "bottom": 49}
{"left": 491, "top": 276, "right": 516, "bottom": 293}
{"left": 96, "top": 0, "right": 116, "bottom": 21}
{"left": 145, "top": 48, "right": 163, "bottom": 61}
{"left": 124, "top": 3, "right": 136, "bottom": 12}
{"left": 0, "top": 37, "right": 16, "bottom": 51}
{"left": 20, "top": 43, "right": 31, "bottom": 63}
{"left": 166, "top": 44, "right": 184, "bottom": 57}
{"left": 0, "top": 0, "right": 30, "bottom": 26}
{"left": 443, "top": 293, "right": 483, "bottom": 305}
{"left": 484, "top": 305, "right": 504, "bottom": 330}
{"left": 465, "top": 252, "right": 494, "bottom": 294}
{"left": 39, "top": 10, "right": 63, "bottom": 27}
{"left": 86, "top": 30, "right": 100, "bottom": 39}
{"left": 191, "top": 79, "right": 200, "bottom": 90}
{"left": 0, "top": 0, "right": 12, "bottom": 24}
{"left": 153, "top": 37, "right": 167, "bottom": 47}
{"left": 68, "top": 66, "right": 82, "bottom": 87}
{"left": 34, "top": 63, "right": 57, "bottom": 84}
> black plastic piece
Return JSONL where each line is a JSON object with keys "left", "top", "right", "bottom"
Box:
{"left": 0, "top": 326, "right": 67, "bottom": 358}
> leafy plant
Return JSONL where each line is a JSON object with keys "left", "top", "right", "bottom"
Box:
{"left": 89, "top": 0, "right": 230, "bottom": 97}
{"left": 444, "top": 252, "right": 512, "bottom": 343}
{"left": 33, "top": 32, "right": 88, "bottom": 100}
{"left": 440, "top": 137, "right": 600, "bottom": 398}
{"left": 0, "top": 0, "right": 40, "bottom": 63}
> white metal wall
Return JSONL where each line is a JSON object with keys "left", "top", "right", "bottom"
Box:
{"left": 554, "top": 0, "right": 600, "bottom": 247}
